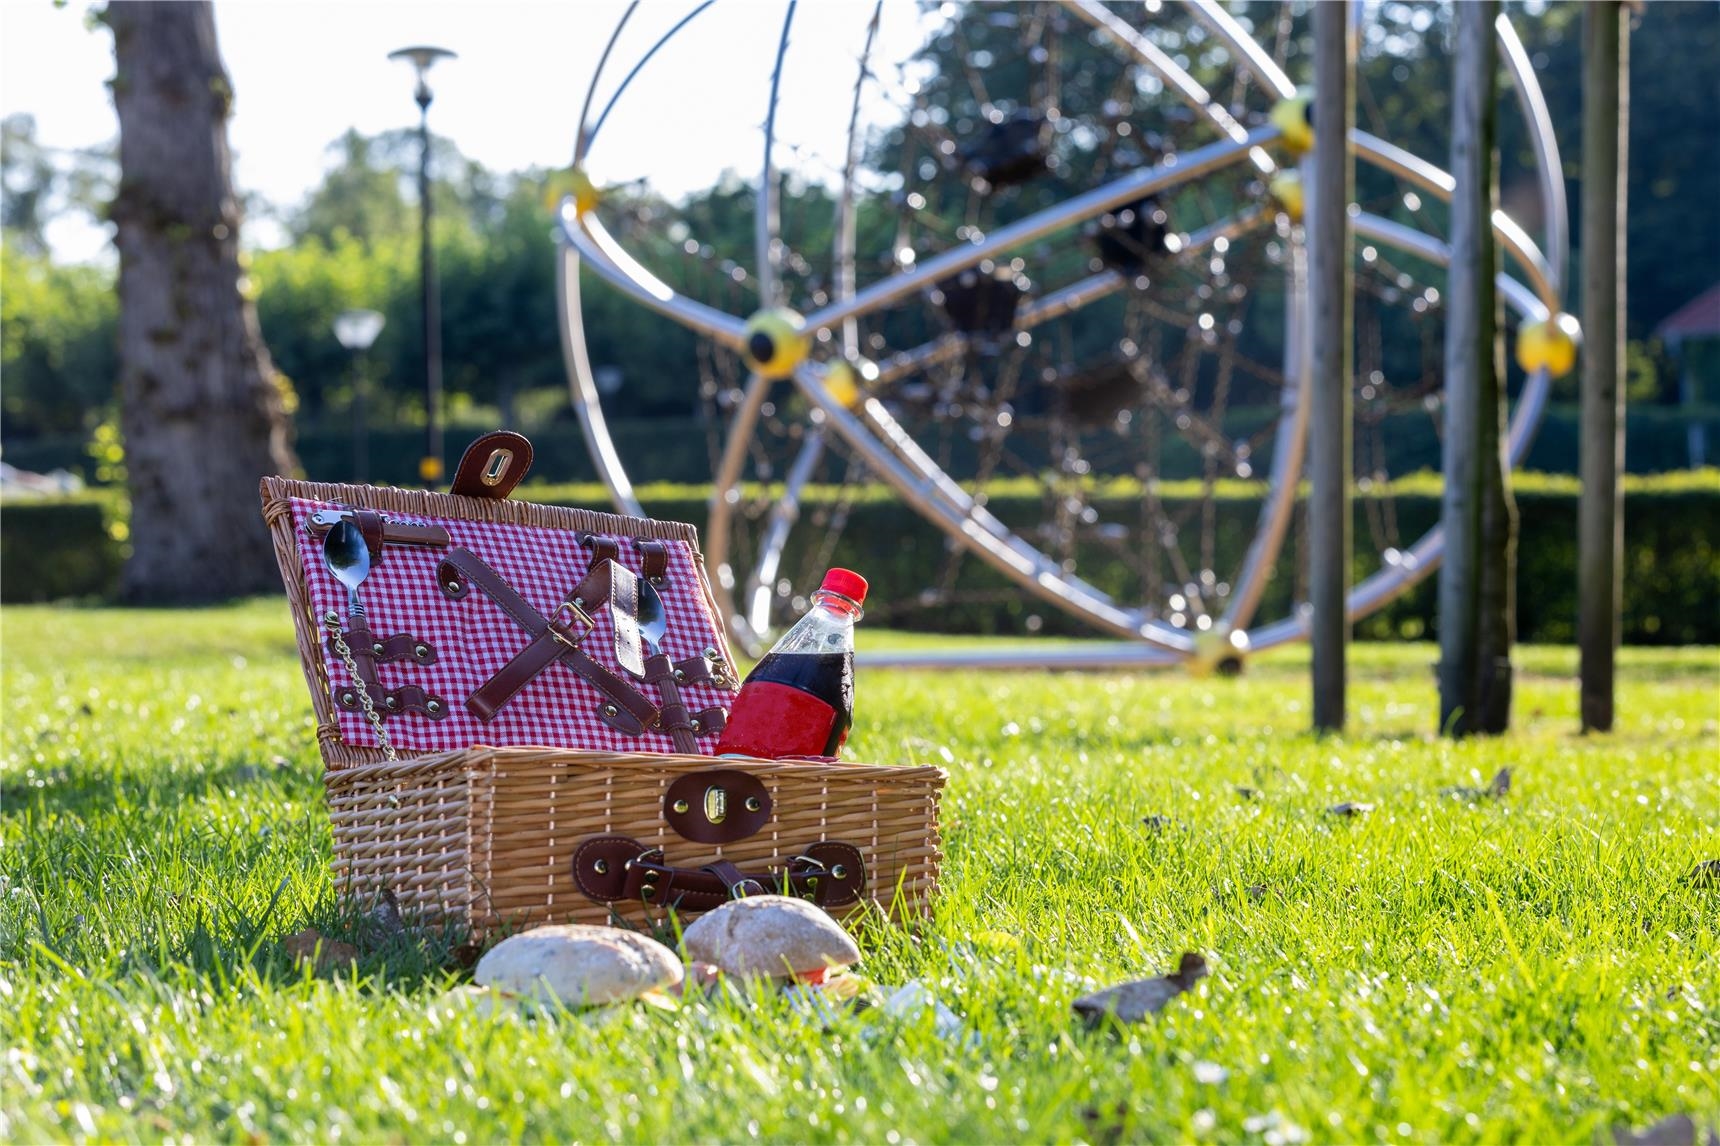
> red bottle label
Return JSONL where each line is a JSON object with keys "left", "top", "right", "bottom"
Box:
{"left": 716, "top": 681, "right": 842, "bottom": 759}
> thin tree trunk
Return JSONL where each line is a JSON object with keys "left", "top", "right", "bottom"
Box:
{"left": 1308, "top": 0, "right": 1354, "bottom": 733}
{"left": 1441, "top": 0, "right": 1515, "bottom": 736}
{"left": 1579, "top": 2, "right": 1628, "bottom": 733}
{"left": 107, "top": 1, "right": 297, "bottom": 603}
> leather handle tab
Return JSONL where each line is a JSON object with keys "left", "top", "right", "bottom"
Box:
{"left": 644, "top": 652, "right": 700, "bottom": 754}
{"left": 578, "top": 532, "right": 620, "bottom": 565}
{"left": 637, "top": 538, "right": 670, "bottom": 583}
{"left": 571, "top": 835, "right": 866, "bottom": 913}
{"left": 449, "top": 431, "right": 533, "bottom": 499}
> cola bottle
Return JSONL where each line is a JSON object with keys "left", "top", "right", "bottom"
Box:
{"left": 715, "top": 569, "right": 867, "bottom": 760}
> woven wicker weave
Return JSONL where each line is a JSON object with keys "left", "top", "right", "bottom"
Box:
{"left": 261, "top": 474, "right": 945, "bottom": 931}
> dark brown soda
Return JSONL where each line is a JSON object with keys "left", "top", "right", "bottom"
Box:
{"left": 735, "top": 651, "right": 853, "bottom": 756}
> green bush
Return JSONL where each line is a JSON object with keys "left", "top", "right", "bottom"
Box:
{"left": 8, "top": 404, "right": 1720, "bottom": 489}
{"left": 0, "top": 494, "right": 125, "bottom": 604}
{"left": 5, "top": 473, "right": 1716, "bottom": 644}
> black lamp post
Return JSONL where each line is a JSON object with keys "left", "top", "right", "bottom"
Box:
{"left": 388, "top": 44, "right": 456, "bottom": 486}
{"left": 333, "top": 309, "right": 385, "bottom": 483}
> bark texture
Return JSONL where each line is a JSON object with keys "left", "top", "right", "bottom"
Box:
{"left": 1439, "top": 0, "right": 1516, "bottom": 736}
{"left": 1579, "top": 3, "right": 1628, "bottom": 732}
{"left": 108, "top": 1, "right": 297, "bottom": 603}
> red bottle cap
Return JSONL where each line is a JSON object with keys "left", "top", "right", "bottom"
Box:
{"left": 819, "top": 568, "right": 868, "bottom": 604}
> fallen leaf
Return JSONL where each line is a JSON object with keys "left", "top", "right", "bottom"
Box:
{"left": 972, "top": 929, "right": 1023, "bottom": 953}
{"left": 1442, "top": 767, "right": 1513, "bottom": 802}
{"left": 283, "top": 928, "right": 358, "bottom": 974}
{"left": 369, "top": 889, "right": 406, "bottom": 940}
{"left": 1073, "top": 952, "right": 1208, "bottom": 1025}
{"left": 1687, "top": 860, "right": 1720, "bottom": 888}
{"left": 1612, "top": 1113, "right": 1699, "bottom": 1146}
{"left": 1327, "top": 802, "right": 1374, "bottom": 818}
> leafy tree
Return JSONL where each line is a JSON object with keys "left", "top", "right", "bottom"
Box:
{"left": 0, "top": 244, "right": 118, "bottom": 436}
{"left": 289, "top": 129, "right": 411, "bottom": 248}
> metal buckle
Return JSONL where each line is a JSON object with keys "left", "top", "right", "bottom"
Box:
{"left": 787, "top": 855, "right": 826, "bottom": 901}
{"left": 548, "top": 599, "right": 596, "bottom": 650}
{"left": 727, "top": 875, "right": 766, "bottom": 899}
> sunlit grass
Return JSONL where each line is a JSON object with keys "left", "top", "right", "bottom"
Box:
{"left": 2, "top": 600, "right": 1716, "bottom": 1142}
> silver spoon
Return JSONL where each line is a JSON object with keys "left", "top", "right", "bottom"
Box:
{"left": 636, "top": 578, "right": 700, "bottom": 754}
{"left": 321, "top": 519, "right": 396, "bottom": 758}
{"left": 322, "top": 520, "right": 372, "bottom": 622}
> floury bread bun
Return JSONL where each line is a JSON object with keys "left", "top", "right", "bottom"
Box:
{"left": 474, "top": 924, "right": 682, "bottom": 1006}
{"left": 681, "top": 895, "right": 861, "bottom": 981}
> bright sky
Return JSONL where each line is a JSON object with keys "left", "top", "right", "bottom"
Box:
{"left": 0, "top": 0, "right": 938, "bottom": 262}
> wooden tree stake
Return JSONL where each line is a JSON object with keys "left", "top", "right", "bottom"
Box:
{"left": 1309, "top": 0, "right": 1355, "bottom": 733}
{"left": 1579, "top": 3, "right": 1629, "bottom": 733}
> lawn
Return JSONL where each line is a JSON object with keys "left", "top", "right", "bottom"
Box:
{"left": 2, "top": 600, "right": 1716, "bottom": 1143}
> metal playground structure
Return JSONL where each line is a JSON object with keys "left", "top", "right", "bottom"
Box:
{"left": 553, "top": 1, "right": 1578, "bottom": 671}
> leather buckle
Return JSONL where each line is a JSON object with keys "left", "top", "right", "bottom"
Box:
{"left": 548, "top": 599, "right": 595, "bottom": 651}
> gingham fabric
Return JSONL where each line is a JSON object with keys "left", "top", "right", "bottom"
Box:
{"left": 290, "top": 497, "right": 736, "bottom": 755}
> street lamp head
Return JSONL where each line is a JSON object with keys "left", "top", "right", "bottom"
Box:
{"left": 389, "top": 45, "right": 456, "bottom": 107}
{"left": 334, "top": 309, "right": 386, "bottom": 351}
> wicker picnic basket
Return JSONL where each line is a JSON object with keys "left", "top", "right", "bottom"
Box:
{"left": 260, "top": 433, "right": 944, "bottom": 933}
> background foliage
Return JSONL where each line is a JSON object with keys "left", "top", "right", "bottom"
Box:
{"left": 7, "top": 472, "right": 1717, "bottom": 646}
{"left": 2, "top": 1, "right": 1716, "bottom": 477}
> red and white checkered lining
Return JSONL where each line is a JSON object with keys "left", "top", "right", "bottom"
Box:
{"left": 290, "top": 496, "right": 736, "bottom": 755}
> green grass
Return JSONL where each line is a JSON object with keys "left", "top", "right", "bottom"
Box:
{"left": 2, "top": 600, "right": 1716, "bottom": 1143}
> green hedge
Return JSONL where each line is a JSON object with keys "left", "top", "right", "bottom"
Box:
{"left": 5, "top": 403, "right": 1718, "bottom": 488}
{"left": 4, "top": 473, "right": 1716, "bottom": 645}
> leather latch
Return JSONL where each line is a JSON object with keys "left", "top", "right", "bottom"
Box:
{"left": 664, "top": 770, "right": 772, "bottom": 844}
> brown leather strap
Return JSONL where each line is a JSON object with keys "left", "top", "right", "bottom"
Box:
{"left": 642, "top": 652, "right": 700, "bottom": 753}
{"left": 571, "top": 836, "right": 866, "bottom": 912}
{"left": 328, "top": 631, "right": 437, "bottom": 666}
{"left": 308, "top": 510, "right": 450, "bottom": 549}
{"left": 438, "top": 548, "right": 656, "bottom": 728}
{"left": 335, "top": 680, "right": 450, "bottom": 721}
{"left": 578, "top": 532, "right": 621, "bottom": 565}
{"left": 330, "top": 614, "right": 448, "bottom": 720}
{"left": 353, "top": 509, "right": 388, "bottom": 562}
{"left": 703, "top": 860, "right": 767, "bottom": 897}
{"left": 449, "top": 431, "right": 534, "bottom": 499}
{"left": 345, "top": 613, "right": 380, "bottom": 690}
{"left": 636, "top": 538, "right": 670, "bottom": 583}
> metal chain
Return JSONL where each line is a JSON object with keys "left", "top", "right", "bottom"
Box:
{"left": 325, "top": 612, "right": 397, "bottom": 761}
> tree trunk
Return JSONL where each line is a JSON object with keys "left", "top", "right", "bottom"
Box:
{"left": 1579, "top": 2, "right": 1628, "bottom": 733}
{"left": 107, "top": 1, "right": 297, "bottom": 603}
{"left": 1308, "top": 0, "right": 1354, "bottom": 733}
{"left": 1440, "top": 0, "right": 1515, "bottom": 737}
